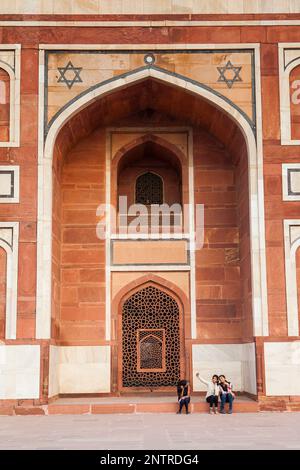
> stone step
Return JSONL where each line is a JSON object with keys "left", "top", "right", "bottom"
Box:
{"left": 8, "top": 399, "right": 300, "bottom": 415}
{"left": 46, "top": 400, "right": 259, "bottom": 415}
{"left": 1, "top": 396, "right": 270, "bottom": 415}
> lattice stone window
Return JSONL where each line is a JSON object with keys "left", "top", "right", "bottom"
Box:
{"left": 122, "top": 285, "right": 180, "bottom": 388}
{"left": 135, "top": 172, "right": 163, "bottom": 205}
{"left": 137, "top": 329, "right": 166, "bottom": 372}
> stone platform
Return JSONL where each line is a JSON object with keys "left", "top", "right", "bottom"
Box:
{"left": 0, "top": 394, "right": 259, "bottom": 416}
{"left": 2, "top": 394, "right": 300, "bottom": 415}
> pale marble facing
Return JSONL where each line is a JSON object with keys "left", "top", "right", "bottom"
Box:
{"left": 37, "top": 50, "right": 268, "bottom": 341}
{"left": 0, "top": 1, "right": 299, "bottom": 15}
{"left": 192, "top": 343, "right": 257, "bottom": 394}
{"left": 284, "top": 219, "right": 300, "bottom": 336}
{"left": 48, "top": 346, "right": 111, "bottom": 396}
{"left": 282, "top": 164, "right": 300, "bottom": 201}
{"left": 0, "top": 345, "right": 40, "bottom": 399}
{"left": 0, "top": 222, "right": 19, "bottom": 339}
{"left": 265, "top": 341, "right": 300, "bottom": 396}
{"left": 48, "top": 344, "right": 60, "bottom": 397}
{"left": 0, "top": 165, "right": 19, "bottom": 203}
{"left": 0, "top": 47, "right": 21, "bottom": 148}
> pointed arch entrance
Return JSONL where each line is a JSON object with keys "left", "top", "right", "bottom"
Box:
{"left": 37, "top": 67, "right": 268, "bottom": 341}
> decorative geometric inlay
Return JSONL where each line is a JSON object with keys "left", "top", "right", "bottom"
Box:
{"left": 122, "top": 285, "right": 180, "bottom": 388}
{"left": 137, "top": 329, "right": 165, "bottom": 371}
{"left": 57, "top": 61, "right": 83, "bottom": 89}
{"left": 144, "top": 53, "right": 155, "bottom": 65}
{"left": 217, "top": 60, "right": 242, "bottom": 89}
{"left": 135, "top": 172, "right": 163, "bottom": 205}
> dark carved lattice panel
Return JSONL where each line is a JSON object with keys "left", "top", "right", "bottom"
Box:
{"left": 135, "top": 172, "right": 163, "bottom": 205}
{"left": 122, "top": 286, "right": 180, "bottom": 387}
{"left": 137, "top": 329, "right": 165, "bottom": 371}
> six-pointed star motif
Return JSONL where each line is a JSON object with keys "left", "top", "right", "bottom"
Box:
{"left": 57, "top": 61, "right": 83, "bottom": 89}
{"left": 217, "top": 60, "right": 242, "bottom": 89}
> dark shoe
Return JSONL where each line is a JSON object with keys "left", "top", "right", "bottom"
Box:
{"left": 176, "top": 411, "right": 181, "bottom": 414}
{"left": 186, "top": 411, "right": 190, "bottom": 414}
{"left": 220, "top": 410, "right": 226, "bottom": 414}
{"left": 228, "top": 409, "right": 233, "bottom": 414}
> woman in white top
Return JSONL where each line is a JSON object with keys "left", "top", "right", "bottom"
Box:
{"left": 196, "top": 373, "right": 220, "bottom": 414}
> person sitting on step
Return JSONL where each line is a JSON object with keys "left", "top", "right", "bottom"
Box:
{"left": 219, "top": 374, "right": 235, "bottom": 414}
{"left": 196, "top": 372, "right": 220, "bottom": 414}
{"left": 176, "top": 379, "right": 190, "bottom": 415}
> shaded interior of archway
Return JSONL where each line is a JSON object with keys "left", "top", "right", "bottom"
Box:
{"left": 51, "top": 78, "right": 252, "bottom": 345}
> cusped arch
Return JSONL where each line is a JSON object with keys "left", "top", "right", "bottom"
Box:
{"left": 113, "top": 132, "right": 186, "bottom": 207}
{"left": 113, "top": 132, "right": 187, "bottom": 170}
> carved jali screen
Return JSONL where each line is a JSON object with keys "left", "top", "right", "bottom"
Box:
{"left": 135, "top": 172, "right": 163, "bottom": 205}
{"left": 122, "top": 285, "right": 180, "bottom": 388}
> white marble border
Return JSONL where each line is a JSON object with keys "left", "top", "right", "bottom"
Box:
{"left": 284, "top": 219, "right": 300, "bottom": 336}
{"left": 0, "top": 165, "right": 20, "bottom": 203}
{"left": 40, "top": 43, "right": 260, "bottom": 50}
{"left": 279, "top": 43, "right": 300, "bottom": 146}
{"left": 1, "top": 0, "right": 300, "bottom": 16}
{"left": 0, "top": 221, "right": 19, "bottom": 339}
{"left": 36, "top": 44, "right": 268, "bottom": 339}
{"left": 0, "top": 45, "right": 20, "bottom": 148}
{"left": 282, "top": 163, "right": 300, "bottom": 201}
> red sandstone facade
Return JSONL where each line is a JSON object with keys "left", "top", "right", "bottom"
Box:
{"left": 1, "top": 5, "right": 300, "bottom": 414}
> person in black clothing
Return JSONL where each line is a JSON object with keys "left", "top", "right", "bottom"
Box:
{"left": 176, "top": 379, "right": 190, "bottom": 414}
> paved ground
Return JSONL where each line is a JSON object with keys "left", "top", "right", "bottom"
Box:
{"left": 0, "top": 412, "right": 300, "bottom": 450}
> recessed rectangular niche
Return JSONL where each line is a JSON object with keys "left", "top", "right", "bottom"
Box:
{"left": 0, "top": 166, "right": 19, "bottom": 203}
{"left": 282, "top": 164, "right": 300, "bottom": 201}
{"left": 112, "top": 239, "right": 189, "bottom": 265}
